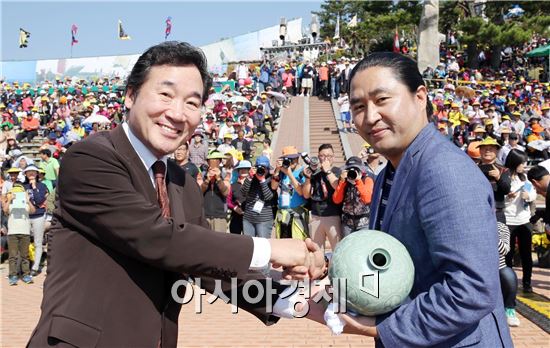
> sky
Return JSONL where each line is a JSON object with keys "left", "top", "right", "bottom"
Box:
{"left": 1, "top": 0, "right": 322, "bottom": 61}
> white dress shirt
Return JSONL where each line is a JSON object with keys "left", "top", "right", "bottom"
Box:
{"left": 121, "top": 123, "right": 272, "bottom": 271}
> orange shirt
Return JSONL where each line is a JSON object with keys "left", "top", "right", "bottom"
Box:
{"left": 319, "top": 66, "right": 329, "bottom": 81}
{"left": 22, "top": 117, "right": 39, "bottom": 131}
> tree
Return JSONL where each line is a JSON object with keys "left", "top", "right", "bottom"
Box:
{"left": 315, "top": 0, "right": 421, "bottom": 55}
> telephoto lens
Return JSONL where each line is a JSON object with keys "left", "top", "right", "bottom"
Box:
{"left": 309, "top": 156, "right": 320, "bottom": 171}
{"left": 256, "top": 166, "right": 266, "bottom": 176}
{"left": 282, "top": 158, "right": 291, "bottom": 168}
{"left": 348, "top": 168, "right": 358, "bottom": 180}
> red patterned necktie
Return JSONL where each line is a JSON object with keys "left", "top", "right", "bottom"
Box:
{"left": 152, "top": 160, "right": 171, "bottom": 218}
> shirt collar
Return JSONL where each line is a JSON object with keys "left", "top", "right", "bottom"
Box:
{"left": 121, "top": 122, "right": 168, "bottom": 174}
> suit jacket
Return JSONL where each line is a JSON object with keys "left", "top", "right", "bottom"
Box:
{"left": 28, "top": 126, "right": 281, "bottom": 348}
{"left": 231, "top": 138, "right": 252, "bottom": 159}
{"left": 370, "top": 124, "right": 513, "bottom": 347}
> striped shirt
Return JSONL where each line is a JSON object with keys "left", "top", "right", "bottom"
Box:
{"left": 242, "top": 177, "right": 276, "bottom": 223}
{"left": 497, "top": 222, "right": 511, "bottom": 270}
{"left": 375, "top": 164, "right": 395, "bottom": 231}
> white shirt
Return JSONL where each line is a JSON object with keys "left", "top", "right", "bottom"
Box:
{"left": 121, "top": 122, "right": 271, "bottom": 271}
{"left": 338, "top": 96, "right": 350, "bottom": 113}
{"left": 504, "top": 176, "right": 537, "bottom": 226}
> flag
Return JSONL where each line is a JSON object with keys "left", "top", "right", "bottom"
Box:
{"left": 71, "top": 24, "right": 78, "bottom": 46}
{"left": 219, "top": 49, "right": 226, "bottom": 63}
{"left": 333, "top": 14, "right": 340, "bottom": 39}
{"left": 118, "top": 20, "right": 131, "bottom": 40}
{"left": 19, "top": 28, "right": 30, "bottom": 48}
{"left": 165, "top": 16, "right": 172, "bottom": 39}
{"left": 393, "top": 28, "right": 400, "bottom": 53}
{"left": 348, "top": 14, "right": 358, "bottom": 28}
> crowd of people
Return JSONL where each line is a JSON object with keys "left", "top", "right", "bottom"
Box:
{"left": 1, "top": 40, "right": 549, "bottom": 337}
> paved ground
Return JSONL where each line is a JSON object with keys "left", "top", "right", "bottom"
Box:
{"left": 1, "top": 266, "right": 548, "bottom": 347}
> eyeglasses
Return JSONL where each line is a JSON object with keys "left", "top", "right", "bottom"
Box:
{"left": 318, "top": 154, "right": 334, "bottom": 159}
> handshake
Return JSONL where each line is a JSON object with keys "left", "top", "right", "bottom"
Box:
{"left": 269, "top": 238, "right": 327, "bottom": 280}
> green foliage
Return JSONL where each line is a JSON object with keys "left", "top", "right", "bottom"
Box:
{"left": 315, "top": 0, "right": 421, "bottom": 54}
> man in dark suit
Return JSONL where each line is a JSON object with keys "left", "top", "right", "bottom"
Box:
{"left": 231, "top": 129, "right": 252, "bottom": 160}
{"left": 27, "top": 41, "right": 323, "bottom": 348}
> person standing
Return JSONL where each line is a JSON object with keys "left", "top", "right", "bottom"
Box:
{"left": 4, "top": 183, "right": 35, "bottom": 285}
{"left": 497, "top": 222, "right": 521, "bottom": 327}
{"left": 503, "top": 149, "right": 536, "bottom": 293}
{"left": 23, "top": 165, "right": 49, "bottom": 276}
{"left": 302, "top": 144, "right": 342, "bottom": 250}
{"left": 477, "top": 137, "right": 512, "bottom": 224}
{"left": 28, "top": 41, "right": 324, "bottom": 347}
{"left": 303, "top": 52, "right": 513, "bottom": 347}
{"left": 200, "top": 151, "right": 229, "bottom": 232}
{"left": 241, "top": 156, "right": 276, "bottom": 239}
{"left": 227, "top": 160, "right": 251, "bottom": 234}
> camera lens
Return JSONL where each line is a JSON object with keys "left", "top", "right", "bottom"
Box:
{"left": 282, "top": 158, "right": 291, "bottom": 168}
{"left": 348, "top": 169, "right": 358, "bottom": 180}
{"left": 256, "top": 166, "right": 266, "bottom": 176}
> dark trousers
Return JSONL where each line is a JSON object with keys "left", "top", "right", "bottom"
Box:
{"left": 499, "top": 266, "right": 518, "bottom": 308}
{"left": 16, "top": 129, "right": 38, "bottom": 143}
{"left": 8, "top": 234, "right": 30, "bottom": 277}
{"left": 505, "top": 223, "right": 533, "bottom": 286}
{"left": 229, "top": 213, "right": 243, "bottom": 234}
{"left": 254, "top": 125, "right": 270, "bottom": 139}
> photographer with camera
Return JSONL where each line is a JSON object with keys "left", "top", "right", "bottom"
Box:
{"left": 241, "top": 156, "right": 277, "bottom": 241}
{"left": 302, "top": 144, "right": 342, "bottom": 250}
{"left": 271, "top": 146, "right": 309, "bottom": 240}
{"left": 332, "top": 156, "right": 374, "bottom": 237}
{"left": 200, "top": 151, "right": 230, "bottom": 232}
{"left": 359, "top": 142, "right": 386, "bottom": 179}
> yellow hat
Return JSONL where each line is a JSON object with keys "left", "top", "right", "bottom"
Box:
{"left": 459, "top": 115, "right": 470, "bottom": 123}
{"left": 473, "top": 125, "right": 486, "bottom": 133}
{"left": 501, "top": 115, "right": 511, "bottom": 121}
{"left": 511, "top": 111, "right": 521, "bottom": 117}
{"left": 499, "top": 127, "right": 511, "bottom": 134}
{"left": 484, "top": 119, "right": 494, "bottom": 126}
{"left": 451, "top": 103, "right": 459, "bottom": 108}
{"left": 542, "top": 104, "right": 550, "bottom": 111}
{"left": 6, "top": 167, "right": 21, "bottom": 174}
{"left": 477, "top": 137, "right": 501, "bottom": 148}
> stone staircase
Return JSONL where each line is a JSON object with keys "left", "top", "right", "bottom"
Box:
{"left": 308, "top": 98, "right": 346, "bottom": 168}
{"left": 14, "top": 126, "right": 45, "bottom": 164}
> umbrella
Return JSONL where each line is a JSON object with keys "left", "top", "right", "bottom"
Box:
{"left": 527, "top": 140, "right": 550, "bottom": 152}
{"left": 266, "top": 91, "right": 287, "bottom": 102}
{"left": 83, "top": 114, "right": 111, "bottom": 125}
{"left": 209, "top": 93, "right": 227, "bottom": 102}
{"left": 227, "top": 96, "right": 249, "bottom": 104}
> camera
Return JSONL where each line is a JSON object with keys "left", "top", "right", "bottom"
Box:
{"left": 282, "top": 158, "right": 291, "bottom": 168}
{"left": 256, "top": 166, "right": 266, "bottom": 176}
{"left": 347, "top": 168, "right": 360, "bottom": 180}
{"left": 301, "top": 152, "right": 321, "bottom": 175}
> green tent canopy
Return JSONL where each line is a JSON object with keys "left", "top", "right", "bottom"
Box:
{"left": 526, "top": 44, "right": 550, "bottom": 58}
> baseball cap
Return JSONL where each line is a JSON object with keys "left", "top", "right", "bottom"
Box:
{"left": 255, "top": 156, "right": 271, "bottom": 168}
{"left": 344, "top": 156, "right": 365, "bottom": 171}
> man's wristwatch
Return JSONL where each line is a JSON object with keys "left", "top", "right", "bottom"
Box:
{"left": 325, "top": 170, "right": 332, "bottom": 175}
